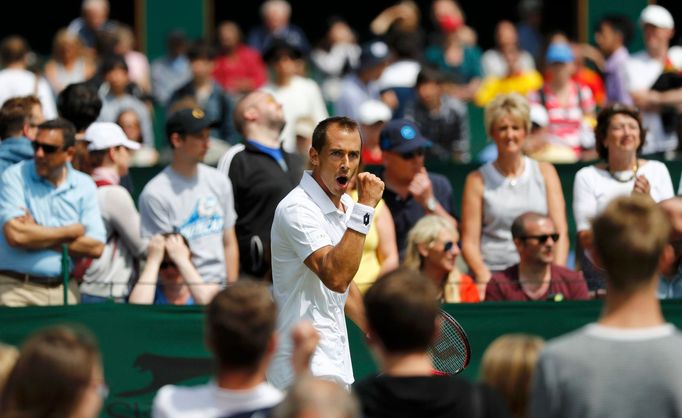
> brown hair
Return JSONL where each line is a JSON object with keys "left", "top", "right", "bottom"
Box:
{"left": 311, "top": 116, "right": 361, "bottom": 152}
{"left": 594, "top": 103, "right": 646, "bottom": 160}
{"left": 480, "top": 334, "right": 545, "bottom": 418}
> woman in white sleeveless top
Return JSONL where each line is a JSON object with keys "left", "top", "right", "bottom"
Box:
{"left": 44, "top": 29, "right": 95, "bottom": 95}
{"left": 462, "top": 93, "right": 569, "bottom": 297}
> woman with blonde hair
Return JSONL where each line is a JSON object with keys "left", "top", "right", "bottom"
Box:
{"left": 44, "top": 29, "right": 96, "bottom": 95}
{"left": 480, "top": 334, "right": 545, "bottom": 418}
{"left": 461, "top": 93, "right": 568, "bottom": 298}
{"left": 404, "top": 215, "right": 479, "bottom": 302}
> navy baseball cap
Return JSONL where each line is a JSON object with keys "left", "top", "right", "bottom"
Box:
{"left": 380, "top": 119, "right": 432, "bottom": 154}
{"left": 166, "top": 107, "right": 215, "bottom": 135}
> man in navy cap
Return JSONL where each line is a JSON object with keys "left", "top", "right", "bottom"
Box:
{"left": 379, "top": 119, "right": 457, "bottom": 257}
{"left": 138, "top": 107, "right": 239, "bottom": 289}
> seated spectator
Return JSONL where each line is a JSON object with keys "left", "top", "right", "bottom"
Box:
{"left": 424, "top": 31, "right": 482, "bottom": 102}
{"left": 44, "top": 29, "right": 96, "bottom": 95}
{"left": 57, "top": 81, "right": 102, "bottom": 174}
{"left": 0, "top": 326, "right": 105, "bottom": 418}
{"left": 405, "top": 67, "right": 469, "bottom": 162}
{"left": 128, "top": 233, "right": 217, "bottom": 305}
{"left": 247, "top": 0, "right": 310, "bottom": 55}
{"left": 482, "top": 21, "right": 535, "bottom": 78}
{"left": 377, "top": 29, "right": 422, "bottom": 118}
{"left": 516, "top": 0, "right": 543, "bottom": 62}
{"left": 77, "top": 122, "right": 147, "bottom": 303}
{"left": 485, "top": 212, "right": 589, "bottom": 302}
{"left": 272, "top": 377, "right": 361, "bottom": 418}
{"left": 113, "top": 23, "right": 151, "bottom": 94}
{"left": 658, "top": 197, "right": 682, "bottom": 299}
{"left": 213, "top": 21, "right": 267, "bottom": 96}
{"left": 0, "top": 118, "right": 105, "bottom": 307}
{"left": 115, "top": 108, "right": 158, "bottom": 166}
{"left": 150, "top": 30, "right": 192, "bottom": 107}
{"left": 404, "top": 215, "right": 479, "bottom": 303}
{"left": 354, "top": 268, "right": 510, "bottom": 417}
{"left": 67, "top": 0, "right": 116, "bottom": 51}
{"left": 522, "top": 103, "right": 578, "bottom": 164}
{"left": 263, "top": 39, "right": 328, "bottom": 154}
{"left": 0, "top": 97, "right": 38, "bottom": 176}
{"left": 462, "top": 94, "right": 568, "bottom": 297}
{"left": 358, "top": 100, "right": 392, "bottom": 165}
{"left": 480, "top": 334, "right": 545, "bottom": 418}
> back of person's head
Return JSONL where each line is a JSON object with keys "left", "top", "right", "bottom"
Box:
{"left": 311, "top": 116, "right": 360, "bottom": 152}
{"left": 38, "top": 118, "right": 77, "bottom": 149}
{"left": 484, "top": 93, "right": 531, "bottom": 137}
{"left": 364, "top": 268, "right": 439, "bottom": 354}
{"left": 593, "top": 195, "right": 671, "bottom": 292}
{"left": 205, "top": 281, "right": 277, "bottom": 372}
{"left": 404, "top": 215, "right": 455, "bottom": 270}
{"left": 598, "top": 14, "right": 634, "bottom": 46}
{"left": 0, "top": 343, "right": 19, "bottom": 397}
{"left": 0, "top": 36, "right": 29, "bottom": 67}
{"left": 0, "top": 98, "right": 31, "bottom": 139}
{"left": 271, "top": 377, "right": 360, "bottom": 418}
{"left": 0, "top": 326, "right": 102, "bottom": 418}
{"left": 99, "top": 53, "right": 128, "bottom": 75}
{"left": 385, "top": 29, "right": 421, "bottom": 60}
{"left": 480, "top": 334, "right": 545, "bottom": 418}
{"left": 187, "top": 40, "right": 217, "bottom": 62}
{"left": 57, "top": 82, "right": 103, "bottom": 132}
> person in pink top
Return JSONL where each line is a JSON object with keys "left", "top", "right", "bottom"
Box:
{"left": 213, "top": 21, "right": 267, "bottom": 96}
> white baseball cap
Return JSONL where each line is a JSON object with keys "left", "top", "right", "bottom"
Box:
{"left": 358, "top": 100, "right": 392, "bottom": 125}
{"left": 640, "top": 5, "right": 674, "bottom": 29}
{"left": 85, "top": 122, "right": 141, "bottom": 151}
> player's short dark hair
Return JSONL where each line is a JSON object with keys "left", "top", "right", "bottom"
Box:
{"left": 38, "top": 118, "right": 77, "bottom": 148}
{"left": 205, "top": 281, "right": 277, "bottom": 372}
{"left": 311, "top": 116, "right": 360, "bottom": 152}
{"left": 364, "top": 268, "right": 439, "bottom": 353}
{"left": 598, "top": 14, "right": 634, "bottom": 45}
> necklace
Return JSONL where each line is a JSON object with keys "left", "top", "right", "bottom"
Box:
{"left": 606, "top": 160, "right": 639, "bottom": 183}
{"left": 494, "top": 158, "right": 525, "bottom": 186}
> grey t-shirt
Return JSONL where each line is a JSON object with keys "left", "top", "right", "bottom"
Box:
{"left": 531, "top": 323, "right": 682, "bottom": 418}
{"left": 139, "top": 164, "right": 236, "bottom": 284}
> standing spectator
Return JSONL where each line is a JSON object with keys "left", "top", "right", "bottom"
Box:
{"left": 217, "top": 91, "right": 303, "bottom": 279}
{"left": 0, "top": 36, "right": 57, "bottom": 119}
{"left": 138, "top": 107, "right": 239, "bottom": 285}
{"left": 405, "top": 67, "right": 469, "bottom": 162}
{"left": 531, "top": 195, "right": 682, "bottom": 418}
{"left": 151, "top": 30, "right": 192, "bottom": 107}
{"left": 334, "top": 40, "right": 390, "bottom": 121}
{"left": 516, "top": 0, "right": 544, "bottom": 63}
{"left": 0, "top": 97, "right": 38, "bottom": 175}
{"left": 0, "top": 118, "right": 105, "bottom": 306}
{"left": 67, "top": 0, "right": 116, "bottom": 51}
{"left": 247, "top": 0, "right": 310, "bottom": 55}
{"left": 263, "top": 39, "right": 328, "bottom": 154}
{"left": 461, "top": 94, "right": 568, "bottom": 296}
{"left": 213, "top": 21, "right": 267, "bottom": 96}
{"left": 78, "top": 122, "right": 147, "bottom": 303}
{"left": 594, "top": 15, "right": 634, "bottom": 104}
{"left": 44, "top": 29, "right": 96, "bottom": 95}
{"left": 482, "top": 21, "right": 535, "bottom": 78}
{"left": 485, "top": 212, "right": 588, "bottom": 302}
{"left": 169, "top": 40, "right": 237, "bottom": 146}
{"left": 404, "top": 215, "right": 479, "bottom": 303}
{"left": 379, "top": 119, "right": 457, "bottom": 256}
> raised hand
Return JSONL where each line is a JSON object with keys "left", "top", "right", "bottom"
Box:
{"left": 356, "top": 172, "right": 385, "bottom": 208}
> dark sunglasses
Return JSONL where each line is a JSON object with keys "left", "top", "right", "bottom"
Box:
{"left": 32, "top": 141, "right": 64, "bottom": 154}
{"left": 520, "top": 233, "right": 560, "bottom": 244}
{"left": 442, "top": 241, "right": 455, "bottom": 252}
{"left": 399, "top": 148, "right": 425, "bottom": 160}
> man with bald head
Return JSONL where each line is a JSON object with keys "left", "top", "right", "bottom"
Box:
{"left": 217, "top": 91, "right": 303, "bottom": 279}
{"left": 658, "top": 197, "right": 682, "bottom": 299}
{"left": 485, "top": 212, "right": 588, "bottom": 301}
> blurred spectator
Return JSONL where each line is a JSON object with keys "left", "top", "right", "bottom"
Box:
{"left": 213, "top": 21, "right": 267, "bottom": 96}
{"left": 113, "top": 23, "right": 151, "bottom": 94}
{"left": 461, "top": 94, "right": 568, "bottom": 297}
{"left": 522, "top": 103, "right": 577, "bottom": 163}
{"left": 428, "top": 0, "right": 477, "bottom": 47}
{"left": 334, "top": 40, "right": 390, "bottom": 121}
{"left": 404, "top": 215, "right": 479, "bottom": 303}
{"left": 0, "top": 343, "right": 18, "bottom": 395}
{"left": 57, "top": 81, "right": 102, "bottom": 174}
{"left": 273, "top": 377, "right": 361, "bottom": 418}
{"left": 151, "top": 30, "right": 192, "bottom": 107}
{"left": 169, "top": 40, "right": 237, "bottom": 147}
{"left": 0, "top": 97, "right": 39, "bottom": 176}
{"left": 0, "top": 326, "right": 105, "bottom": 418}
{"left": 44, "top": 29, "right": 96, "bottom": 95}
{"left": 424, "top": 31, "right": 483, "bottom": 102}
{"left": 405, "top": 67, "right": 469, "bottom": 162}
{"left": 480, "top": 334, "right": 545, "bottom": 418}
{"left": 67, "top": 0, "right": 116, "bottom": 51}
{"left": 116, "top": 108, "right": 158, "bottom": 166}
{"left": 378, "top": 30, "right": 423, "bottom": 118}
{"left": 247, "top": 0, "right": 310, "bottom": 55}
{"left": 0, "top": 119, "right": 106, "bottom": 306}
{"left": 370, "top": 1, "right": 422, "bottom": 40}
{"left": 358, "top": 100, "right": 392, "bottom": 165}
{"left": 485, "top": 212, "right": 588, "bottom": 302}
{"left": 77, "top": 122, "right": 147, "bottom": 303}
{"left": 483, "top": 21, "right": 536, "bottom": 78}
{"left": 594, "top": 15, "right": 634, "bottom": 104}
{"left": 658, "top": 197, "right": 682, "bottom": 299}
{"left": 263, "top": 39, "right": 328, "bottom": 154}
{"left": 516, "top": 0, "right": 544, "bottom": 63}
{"left": 0, "top": 36, "right": 57, "bottom": 119}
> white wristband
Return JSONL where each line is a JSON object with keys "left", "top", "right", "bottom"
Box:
{"left": 347, "top": 203, "right": 375, "bottom": 235}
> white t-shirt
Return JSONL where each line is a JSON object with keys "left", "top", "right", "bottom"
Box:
{"left": 573, "top": 160, "right": 674, "bottom": 231}
{"left": 268, "top": 171, "right": 355, "bottom": 389}
{"left": 0, "top": 68, "right": 57, "bottom": 119}
{"left": 152, "top": 381, "right": 283, "bottom": 418}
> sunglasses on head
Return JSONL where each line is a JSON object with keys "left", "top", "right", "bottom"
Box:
{"left": 520, "top": 233, "right": 560, "bottom": 244}
{"left": 32, "top": 141, "right": 64, "bottom": 154}
{"left": 399, "top": 148, "right": 425, "bottom": 160}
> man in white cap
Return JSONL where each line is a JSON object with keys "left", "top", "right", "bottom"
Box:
{"left": 77, "top": 122, "right": 149, "bottom": 303}
{"left": 358, "top": 100, "right": 392, "bottom": 165}
{"left": 626, "top": 5, "right": 679, "bottom": 156}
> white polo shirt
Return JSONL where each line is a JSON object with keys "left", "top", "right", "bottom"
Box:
{"left": 267, "top": 171, "right": 355, "bottom": 389}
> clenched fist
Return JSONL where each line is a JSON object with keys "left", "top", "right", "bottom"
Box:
{"left": 356, "top": 172, "right": 384, "bottom": 208}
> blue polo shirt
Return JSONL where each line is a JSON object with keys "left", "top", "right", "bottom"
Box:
{"left": 0, "top": 160, "right": 106, "bottom": 276}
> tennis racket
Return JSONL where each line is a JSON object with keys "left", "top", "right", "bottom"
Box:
{"left": 427, "top": 310, "right": 471, "bottom": 375}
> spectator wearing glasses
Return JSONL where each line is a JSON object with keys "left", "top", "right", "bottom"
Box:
{"left": 461, "top": 94, "right": 568, "bottom": 299}
{"left": 379, "top": 119, "right": 457, "bottom": 257}
{"left": 0, "top": 118, "right": 105, "bottom": 306}
{"left": 485, "top": 212, "right": 588, "bottom": 302}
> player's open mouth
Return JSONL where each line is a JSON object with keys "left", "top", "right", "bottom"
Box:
{"left": 336, "top": 176, "right": 348, "bottom": 186}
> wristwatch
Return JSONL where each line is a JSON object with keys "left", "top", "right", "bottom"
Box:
{"left": 426, "top": 196, "right": 437, "bottom": 212}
